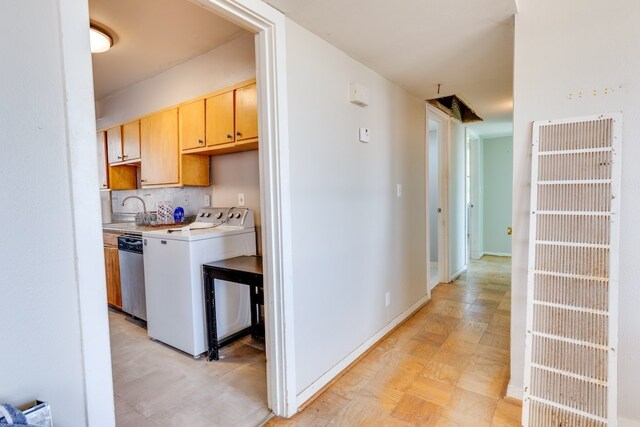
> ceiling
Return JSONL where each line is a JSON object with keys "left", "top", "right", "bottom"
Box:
{"left": 90, "top": 0, "right": 516, "bottom": 137}
{"left": 89, "top": 0, "right": 247, "bottom": 101}
{"left": 264, "top": 0, "right": 517, "bottom": 137}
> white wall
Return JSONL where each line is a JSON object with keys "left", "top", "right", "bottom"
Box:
{"left": 482, "top": 136, "right": 512, "bottom": 256}
{"left": 96, "top": 33, "right": 255, "bottom": 130}
{"left": 512, "top": 1, "right": 640, "bottom": 423}
{"left": 0, "top": 0, "right": 114, "bottom": 425}
{"left": 449, "top": 122, "right": 467, "bottom": 278}
{"left": 284, "top": 19, "right": 428, "bottom": 395}
{"left": 428, "top": 128, "right": 439, "bottom": 262}
{"left": 211, "top": 150, "right": 262, "bottom": 253}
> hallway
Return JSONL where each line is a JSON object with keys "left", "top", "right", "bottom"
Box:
{"left": 268, "top": 256, "right": 521, "bottom": 426}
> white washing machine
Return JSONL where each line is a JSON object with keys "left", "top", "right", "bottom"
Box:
{"left": 142, "top": 207, "right": 257, "bottom": 357}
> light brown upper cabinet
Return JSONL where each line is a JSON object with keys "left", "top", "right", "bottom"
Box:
{"left": 180, "top": 99, "right": 206, "bottom": 151}
{"left": 140, "top": 108, "right": 180, "bottom": 187}
{"left": 205, "top": 90, "right": 235, "bottom": 147}
{"left": 106, "top": 126, "right": 122, "bottom": 164}
{"left": 234, "top": 83, "right": 258, "bottom": 144}
{"left": 97, "top": 131, "right": 109, "bottom": 189}
{"left": 107, "top": 121, "right": 141, "bottom": 164}
{"left": 179, "top": 79, "right": 258, "bottom": 155}
{"left": 122, "top": 120, "right": 141, "bottom": 162}
{"left": 98, "top": 130, "right": 136, "bottom": 190}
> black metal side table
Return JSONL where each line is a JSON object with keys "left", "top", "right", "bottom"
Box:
{"left": 203, "top": 255, "right": 264, "bottom": 361}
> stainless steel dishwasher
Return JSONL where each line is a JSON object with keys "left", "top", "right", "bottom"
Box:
{"left": 118, "top": 234, "right": 147, "bottom": 321}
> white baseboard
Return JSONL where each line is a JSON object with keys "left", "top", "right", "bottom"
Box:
{"left": 483, "top": 251, "right": 511, "bottom": 257}
{"left": 506, "top": 382, "right": 523, "bottom": 400}
{"left": 295, "top": 293, "right": 431, "bottom": 407}
{"left": 450, "top": 264, "right": 467, "bottom": 281}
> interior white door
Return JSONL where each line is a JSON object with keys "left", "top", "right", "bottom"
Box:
{"left": 523, "top": 113, "right": 621, "bottom": 426}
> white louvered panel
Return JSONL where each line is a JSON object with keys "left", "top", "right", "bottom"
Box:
{"left": 523, "top": 114, "right": 621, "bottom": 427}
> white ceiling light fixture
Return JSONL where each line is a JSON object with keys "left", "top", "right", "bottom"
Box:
{"left": 90, "top": 24, "right": 114, "bottom": 54}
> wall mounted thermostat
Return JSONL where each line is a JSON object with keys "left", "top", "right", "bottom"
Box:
{"left": 359, "top": 127, "right": 370, "bottom": 143}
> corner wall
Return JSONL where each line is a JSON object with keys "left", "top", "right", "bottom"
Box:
{"left": 284, "top": 18, "right": 428, "bottom": 395}
{"left": 512, "top": 1, "right": 640, "bottom": 423}
{"left": 0, "top": 0, "right": 114, "bottom": 424}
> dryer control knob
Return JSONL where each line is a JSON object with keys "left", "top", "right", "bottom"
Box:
{"left": 228, "top": 213, "right": 234, "bottom": 219}
{"left": 234, "top": 212, "right": 241, "bottom": 219}
{"left": 215, "top": 212, "right": 223, "bottom": 219}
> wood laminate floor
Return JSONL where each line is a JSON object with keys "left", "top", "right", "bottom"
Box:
{"left": 109, "top": 310, "right": 270, "bottom": 426}
{"left": 267, "top": 255, "right": 521, "bottom": 426}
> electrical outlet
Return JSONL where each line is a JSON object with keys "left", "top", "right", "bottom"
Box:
{"left": 112, "top": 192, "right": 118, "bottom": 202}
{"left": 238, "top": 193, "right": 245, "bottom": 207}
{"left": 183, "top": 194, "right": 189, "bottom": 206}
{"left": 396, "top": 184, "right": 402, "bottom": 198}
{"left": 204, "top": 195, "right": 211, "bottom": 206}
{"left": 385, "top": 292, "right": 391, "bottom": 307}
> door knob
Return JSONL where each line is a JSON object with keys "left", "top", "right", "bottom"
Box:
{"left": 507, "top": 226, "right": 512, "bottom": 235}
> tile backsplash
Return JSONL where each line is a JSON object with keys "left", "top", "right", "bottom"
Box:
{"left": 109, "top": 186, "right": 212, "bottom": 221}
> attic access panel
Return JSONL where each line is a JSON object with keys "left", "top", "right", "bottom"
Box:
{"left": 427, "top": 95, "right": 482, "bottom": 123}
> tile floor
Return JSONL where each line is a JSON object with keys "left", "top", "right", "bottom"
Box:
{"left": 109, "top": 310, "right": 270, "bottom": 426}
{"left": 267, "top": 255, "right": 521, "bottom": 426}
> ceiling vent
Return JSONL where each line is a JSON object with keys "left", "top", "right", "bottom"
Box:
{"left": 427, "top": 95, "right": 482, "bottom": 123}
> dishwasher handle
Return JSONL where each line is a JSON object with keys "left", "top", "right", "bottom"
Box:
{"left": 117, "top": 235, "right": 143, "bottom": 254}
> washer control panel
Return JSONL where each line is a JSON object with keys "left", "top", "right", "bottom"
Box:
{"left": 195, "top": 207, "right": 254, "bottom": 228}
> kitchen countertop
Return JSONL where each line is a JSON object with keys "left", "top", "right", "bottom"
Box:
{"left": 103, "top": 222, "right": 187, "bottom": 235}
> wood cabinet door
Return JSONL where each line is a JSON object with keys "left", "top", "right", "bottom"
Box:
{"left": 96, "top": 131, "right": 108, "bottom": 189}
{"left": 180, "top": 99, "right": 205, "bottom": 150}
{"left": 104, "top": 245, "right": 122, "bottom": 308}
{"left": 235, "top": 83, "right": 258, "bottom": 142}
{"left": 205, "top": 91, "right": 235, "bottom": 147}
{"left": 122, "top": 120, "right": 141, "bottom": 161}
{"left": 106, "top": 125, "right": 123, "bottom": 164}
{"left": 140, "top": 109, "right": 179, "bottom": 186}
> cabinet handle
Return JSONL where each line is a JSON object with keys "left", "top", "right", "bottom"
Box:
{"left": 236, "top": 131, "right": 242, "bottom": 137}
{"left": 122, "top": 155, "right": 128, "bottom": 159}
{"left": 226, "top": 133, "right": 233, "bottom": 139}
{"left": 117, "top": 156, "right": 122, "bottom": 159}
{"left": 198, "top": 139, "right": 204, "bottom": 145}
{"left": 102, "top": 184, "right": 107, "bottom": 187}
{"left": 141, "top": 179, "right": 147, "bottom": 183}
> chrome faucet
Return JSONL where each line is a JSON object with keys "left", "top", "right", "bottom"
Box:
{"left": 121, "top": 195, "right": 147, "bottom": 213}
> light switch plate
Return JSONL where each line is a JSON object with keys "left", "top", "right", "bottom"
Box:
{"left": 238, "top": 193, "right": 245, "bottom": 207}
{"left": 359, "top": 127, "right": 370, "bottom": 143}
{"left": 204, "top": 195, "right": 211, "bottom": 206}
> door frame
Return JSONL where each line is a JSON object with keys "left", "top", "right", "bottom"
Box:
{"left": 468, "top": 131, "right": 483, "bottom": 260}
{"left": 427, "top": 105, "right": 451, "bottom": 285}
{"left": 190, "top": 0, "right": 296, "bottom": 417}
{"left": 59, "top": 0, "right": 297, "bottom": 420}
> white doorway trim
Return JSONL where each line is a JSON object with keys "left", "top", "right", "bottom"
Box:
{"left": 189, "top": 0, "right": 297, "bottom": 417}
{"left": 59, "top": 0, "right": 296, "bottom": 421}
{"left": 427, "top": 105, "right": 451, "bottom": 284}
{"left": 468, "top": 131, "right": 483, "bottom": 260}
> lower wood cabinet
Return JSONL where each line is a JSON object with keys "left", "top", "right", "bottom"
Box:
{"left": 103, "top": 235, "right": 122, "bottom": 309}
